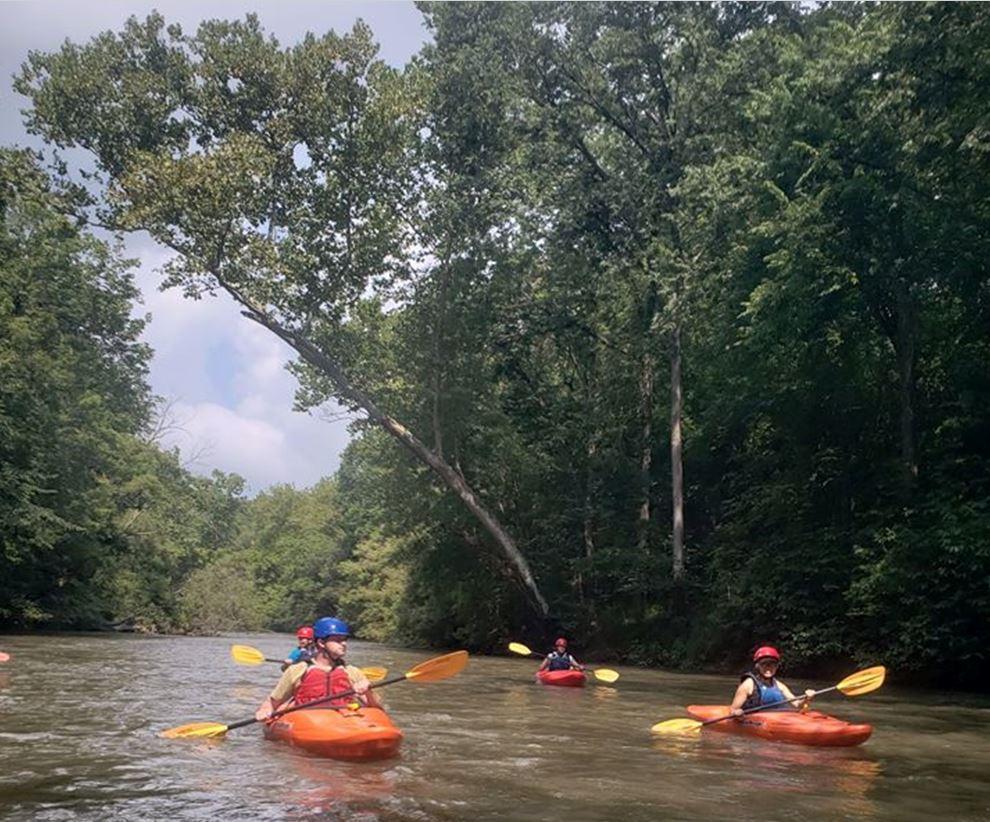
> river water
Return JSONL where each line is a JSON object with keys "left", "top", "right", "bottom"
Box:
{"left": 0, "top": 633, "right": 987, "bottom": 820}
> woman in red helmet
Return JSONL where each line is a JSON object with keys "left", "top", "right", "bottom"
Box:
{"left": 730, "top": 646, "right": 814, "bottom": 716}
{"left": 281, "top": 625, "right": 315, "bottom": 670}
{"left": 538, "top": 638, "right": 585, "bottom": 673}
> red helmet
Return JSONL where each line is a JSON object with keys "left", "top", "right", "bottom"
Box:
{"left": 753, "top": 645, "right": 780, "bottom": 663}
{"left": 296, "top": 626, "right": 314, "bottom": 640}
{"left": 554, "top": 637, "right": 568, "bottom": 647}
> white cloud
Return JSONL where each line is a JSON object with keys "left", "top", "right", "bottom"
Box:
{"left": 129, "top": 234, "right": 355, "bottom": 494}
{"left": 163, "top": 400, "right": 288, "bottom": 476}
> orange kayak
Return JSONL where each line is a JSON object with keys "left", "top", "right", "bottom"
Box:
{"left": 686, "top": 705, "right": 872, "bottom": 747}
{"left": 536, "top": 669, "right": 587, "bottom": 687}
{"left": 264, "top": 706, "right": 403, "bottom": 760}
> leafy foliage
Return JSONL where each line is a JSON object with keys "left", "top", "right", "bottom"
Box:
{"left": 5, "top": 4, "right": 990, "bottom": 687}
{"left": 1, "top": 148, "right": 151, "bottom": 625}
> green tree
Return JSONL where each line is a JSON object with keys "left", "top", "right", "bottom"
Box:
{"left": 15, "top": 11, "right": 550, "bottom": 615}
{"left": 233, "top": 479, "right": 344, "bottom": 629}
{"left": 0, "top": 148, "right": 152, "bottom": 626}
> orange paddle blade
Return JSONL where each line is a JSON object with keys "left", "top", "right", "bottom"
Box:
{"left": 650, "top": 718, "right": 703, "bottom": 735}
{"left": 361, "top": 667, "right": 388, "bottom": 681}
{"left": 836, "top": 665, "right": 886, "bottom": 696}
{"left": 405, "top": 650, "right": 469, "bottom": 682}
{"left": 159, "top": 722, "right": 229, "bottom": 739}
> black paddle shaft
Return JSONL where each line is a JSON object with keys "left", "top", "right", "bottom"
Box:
{"left": 226, "top": 673, "right": 407, "bottom": 731}
{"left": 701, "top": 684, "right": 837, "bottom": 727}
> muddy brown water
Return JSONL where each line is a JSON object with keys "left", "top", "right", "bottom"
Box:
{"left": 0, "top": 633, "right": 987, "bottom": 820}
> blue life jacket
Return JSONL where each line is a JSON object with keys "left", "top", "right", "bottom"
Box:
{"left": 288, "top": 647, "right": 314, "bottom": 664}
{"left": 741, "top": 672, "right": 790, "bottom": 711}
{"left": 546, "top": 651, "right": 575, "bottom": 671}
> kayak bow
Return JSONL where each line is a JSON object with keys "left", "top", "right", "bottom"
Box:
{"left": 536, "top": 669, "right": 587, "bottom": 687}
{"left": 264, "top": 706, "right": 402, "bottom": 760}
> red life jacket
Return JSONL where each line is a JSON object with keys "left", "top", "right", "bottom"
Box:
{"left": 294, "top": 662, "right": 353, "bottom": 707}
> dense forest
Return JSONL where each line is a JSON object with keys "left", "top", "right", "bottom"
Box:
{"left": 2, "top": 2, "right": 988, "bottom": 688}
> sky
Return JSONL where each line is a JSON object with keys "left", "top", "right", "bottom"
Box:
{"left": 0, "top": 1, "right": 431, "bottom": 493}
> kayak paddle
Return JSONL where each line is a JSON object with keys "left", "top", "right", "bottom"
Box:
{"left": 230, "top": 644, "right": 282, "bottom": 665}
{"left": 161, "top": 650, "right": 469, "bottom": 739}
{"left": 508, "top": 642, "right": 620, "bottom": 684}
{"left": 229, "top": 644, "right": 387, "bottom": 681}
{"left": 650, "top": 665, "right": 886, "bottom": 735}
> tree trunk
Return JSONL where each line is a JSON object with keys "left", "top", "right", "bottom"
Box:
{"left": 637, "top": 348, "right": 654, "bottom": 553}
{"left": 895, "top": 277, "right": 918, "bottom": 495}
{"left": 579, "top": 434, "right": 598, "bottom": 612}
{"left": 638, "top": 280, "right": 658, "bottom": 554}
{"left": 431, "top": 260, "right": 451, "bottom": 459}
{"left": 670, "top": 320, "right": 685, "bottom": 579}
{"left": 231, "top": 291, "right": 549, "bottom": 616}
{"left": 431, "top": 368, "right": 443, "bottom": 460}
{"left": 583, "top": 439, "right": 597, "bottom": 564}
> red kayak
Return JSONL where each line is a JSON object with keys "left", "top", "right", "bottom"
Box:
{"left": 536, "top": 669, "right": 587, "bottom": 687}
{"left": 686, "top": 705, "right": 872, "bottom": 747}
{"left": 264, "top": 706, "right": 403, "bottom": 760}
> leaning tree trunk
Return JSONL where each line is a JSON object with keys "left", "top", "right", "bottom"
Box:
{"left": 224, "top": 283, "right": 550, "bottom": 616}
{"left": 670, "top": 320, "right": 685, "bottom": 580}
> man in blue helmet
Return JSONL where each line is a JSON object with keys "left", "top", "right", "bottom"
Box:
{"left": 255, "top": 616, "right": 381, "bottom": 721}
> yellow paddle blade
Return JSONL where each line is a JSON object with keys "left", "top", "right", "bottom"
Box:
{"left": 592, "top": 668, "right": 620, "bottom": 684}
{"left": 508, "top": 642, "right": 533, "bottom": 656}
{"left": 650, "top": 718, "right": 703, "bottom": 735}
{"left": 361, "top": 667, "right": 387, "bottom": 682}
{"left": 159, "top": 722, "right": 229, "bottom": 739}
{"left": 836, "top": 665, "right": 886, "bottom": 696}
{"left": 230, "top": 644, "right": 266, "bottom": 666}
{"left": 405, "top": 650, "right": 469, "bottom": 682}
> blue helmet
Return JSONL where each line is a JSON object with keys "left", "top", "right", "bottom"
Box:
{"left": 312, "top": 616, "right": 350, "bottom": 639}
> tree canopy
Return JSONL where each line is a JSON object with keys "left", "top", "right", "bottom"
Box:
{"left": 4, "top": 2, "right": 989, "bottom": 687}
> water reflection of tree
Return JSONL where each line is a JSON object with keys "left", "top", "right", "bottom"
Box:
{"left": 651, "top": 734, "right": 881, "bottom": 817}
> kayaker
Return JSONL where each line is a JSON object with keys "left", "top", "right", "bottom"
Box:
{"left": 281, "top": 625, "right": 315, "bottom": 670}
{"left": 255, "top": 616, "right": 381, "bottom": 721}
{"left": 538, "top": 638, "right": 585, "bottom": 673}
{"left": 730, "top": 646, "right": 814, "bottom": 715}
